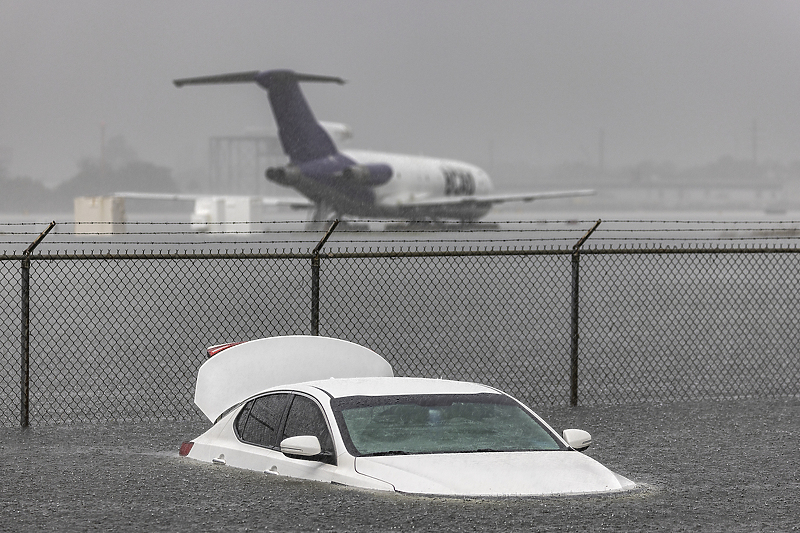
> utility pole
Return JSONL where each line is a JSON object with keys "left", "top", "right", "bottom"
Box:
{"left": 598, "top": 128, "right": 605, "bottom": 175}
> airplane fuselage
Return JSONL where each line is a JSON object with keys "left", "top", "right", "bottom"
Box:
{"left": 344, "top": 150, "right": 494, "bottom": 220}
{"left": 266, "top": 149, "right": 494, "bottom": 220}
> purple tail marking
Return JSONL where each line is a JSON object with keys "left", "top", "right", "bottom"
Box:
{"left": 254, "top": 70, "right": 343, "bottom": 164}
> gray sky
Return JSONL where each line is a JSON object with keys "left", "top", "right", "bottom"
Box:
{"left": 2, "top": 0, "right": 799, "bottom": 184}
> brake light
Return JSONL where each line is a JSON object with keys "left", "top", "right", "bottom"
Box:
{"left": 206, "top": 342, "right": 244, "bottom": 358}
{"left": 179, "top": 441, "right": 194, "bottom": 456}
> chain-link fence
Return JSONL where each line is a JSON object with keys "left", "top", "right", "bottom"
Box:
{"left": 1, "top": 219, "right": 799, "bottom": 426}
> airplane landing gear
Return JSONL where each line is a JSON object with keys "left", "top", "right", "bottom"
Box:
{"left": 305, "top": 204, "right": 338, "bottom": 231}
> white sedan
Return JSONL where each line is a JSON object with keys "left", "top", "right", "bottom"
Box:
{"left": 180, "top": 336, "right": 635, "bottom": 496}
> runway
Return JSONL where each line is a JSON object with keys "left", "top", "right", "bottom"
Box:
{"left": 4, "top": 208, "right": 800, "bottom": 255}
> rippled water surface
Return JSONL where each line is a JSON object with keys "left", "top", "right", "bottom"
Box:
{"left": 2, "top": 399, "right": 798, "bottom": 532}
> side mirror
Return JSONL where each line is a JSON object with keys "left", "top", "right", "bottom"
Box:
{"left": 562, "top": 428, "right": 592, "bottom": 451}
{"left": 280, "top": 435, "right": 322, "bottom": 457}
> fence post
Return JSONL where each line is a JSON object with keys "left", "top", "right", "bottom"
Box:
{"left": 20, "top": 221, "right": 56, "bottom": 428}
{"left": 570, "top": 219, "right": 601, "bottom": 407}
{"left": 310, "top": 219, "right": 339, "bottom": 336}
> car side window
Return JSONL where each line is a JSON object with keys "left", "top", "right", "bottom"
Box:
{"left": 282, "top": 395, "right": 336, "bottom": 465}
{"left": 236, "top": 393, "right": 290, "bottom": 449}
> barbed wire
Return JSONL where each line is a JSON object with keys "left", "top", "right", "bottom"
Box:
{"left": 2, "top": 219, "right": 799, "bottom": 254}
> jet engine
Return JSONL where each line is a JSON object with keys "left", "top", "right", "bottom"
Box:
{"left": 337, "top": 164, "right": 392, "bottom": 187}
{"left": 266, "top": 166, "right": 304, "bottom": 186}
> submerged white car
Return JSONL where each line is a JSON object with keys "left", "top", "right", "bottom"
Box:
{"left": 180, "top": 336, "right": 635, "bottom": 496}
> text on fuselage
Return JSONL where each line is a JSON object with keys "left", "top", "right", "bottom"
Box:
{"left": 442, "top": 167, "right": 476, "bottom": 196}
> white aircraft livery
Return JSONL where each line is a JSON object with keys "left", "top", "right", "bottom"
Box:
{"left": 172, "top": 69, "right": 593, "bottom": 223}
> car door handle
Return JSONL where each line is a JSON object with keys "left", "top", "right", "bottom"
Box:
{"left": 212, "top": 456, "right": 226, "bottom": 465}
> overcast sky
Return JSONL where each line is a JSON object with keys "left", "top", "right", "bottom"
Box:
{"left": 2, "top": 0, "right": 799, "bottom": 184}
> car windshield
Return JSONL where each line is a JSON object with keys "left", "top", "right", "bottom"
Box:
{"left": 330, "top": 393, "right": 565, "bottom": 456}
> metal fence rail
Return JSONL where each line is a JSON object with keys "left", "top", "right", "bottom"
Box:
{"left": 1, "top": 219, "right": 799, "bottom": 426}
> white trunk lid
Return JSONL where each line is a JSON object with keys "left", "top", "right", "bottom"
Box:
{"left": 194, "top": 336, "right": 393, "bottom": 421}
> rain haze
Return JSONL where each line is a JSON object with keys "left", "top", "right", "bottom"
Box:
{"left": 3, "top": 4, "right": 800, "bottom": 529}
{"left": 1, "top": 0, "right": 800, "bottom": 207}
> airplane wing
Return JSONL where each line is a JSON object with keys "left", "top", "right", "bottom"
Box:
{"left": 113, "top": 191, "right": 204, "bottom": 202}
{"left": 396, "top": 189, "right": 596, "bottom": 207}
{"left": 113, "top": 191, "right": 314, "bottom": 209}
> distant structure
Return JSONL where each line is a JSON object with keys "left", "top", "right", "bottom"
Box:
{"left": 208, "top": 133, "right": 286, "bottom": 195}
{"left": 207, "top": 122, "right": 352, "bottom": 195}
{"left": 74, "top": 196, "right": 126, "bottom": 234}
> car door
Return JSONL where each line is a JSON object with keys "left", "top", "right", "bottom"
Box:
{"left": 223, "top": 392, "right": 292, "bottom": 471}
{"left": 267, "top": 393, "right": 339, "bottom": 482}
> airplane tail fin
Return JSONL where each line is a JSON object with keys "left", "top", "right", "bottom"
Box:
{"left": 174, "top": 69, "right": 345, "bottom": 164}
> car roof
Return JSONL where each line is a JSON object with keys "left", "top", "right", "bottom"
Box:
{"left": 295, "top": 376, "right": 503, "bottom": 399}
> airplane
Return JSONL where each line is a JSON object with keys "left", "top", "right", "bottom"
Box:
{"left": 169, "top": 69, "right": 594, "bottom": 228}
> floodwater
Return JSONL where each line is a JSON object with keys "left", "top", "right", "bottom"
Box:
{"left": 2, "top": 399, "right": 798, "bottom": 531}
